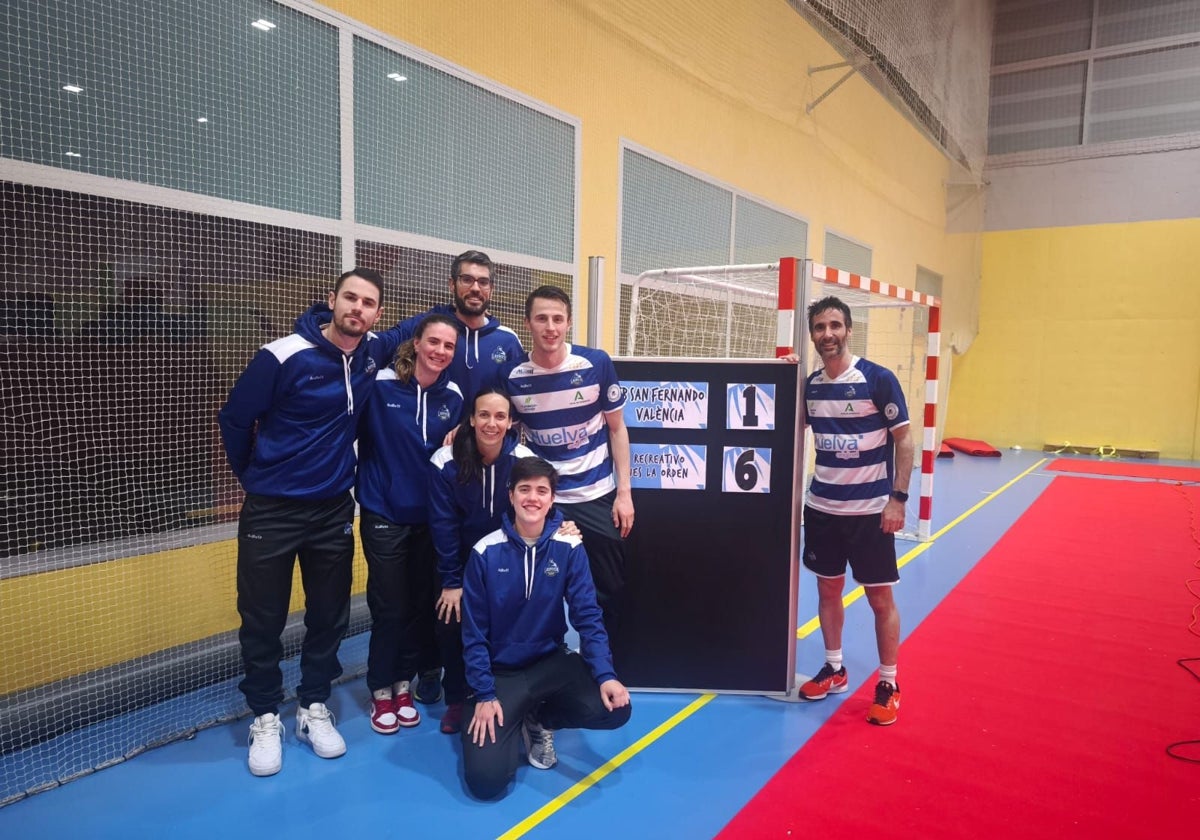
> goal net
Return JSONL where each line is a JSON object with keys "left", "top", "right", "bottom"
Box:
{"left": 619, "top": 260, "right": 798, "bottom": 360}
{"left": 618, "top": 259, "right": 940, "bottom": 541}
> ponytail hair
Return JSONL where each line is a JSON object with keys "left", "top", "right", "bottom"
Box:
{"left": 453, "top": 387, "right": 514, "bottom": 485}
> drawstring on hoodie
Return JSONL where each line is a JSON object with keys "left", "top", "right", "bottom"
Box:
{"left": 414, "top": 382, "right": 428, "bottom": 444}
{"left": 523, "top": 543, "right": 536, "bottom": 600}
{"left": 481, "top": 462, "right": 496, "bottom": 518}
{"left": 342, "top": 355, "right": 354, "bottom": 415}
{"left": 464, "top": 328, "right": 479, "bottom": 370}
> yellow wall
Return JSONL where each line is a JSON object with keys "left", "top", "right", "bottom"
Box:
{"left": 946, "top": 219, "right": 1200, "bottom": 459}
{"left": 3, "top": 0, "right": 980, "bottom": 692}
{"left": 326, "top": 0, "right": 979, "bottom": 345}
{"left": 0, "top": 538, "right": 370, "bottom": 694}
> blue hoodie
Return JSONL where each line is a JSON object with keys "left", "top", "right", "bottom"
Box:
{"left": 428, "top": 435, "right": 535, "bottom": 589}
{"left": 397, "top": 305, "right": 523, "bottom": 406}
{"left": 356, "top": 365, "right": 464, "bottom": 525}
{"left": 218, "top": 306, "right": 402, "bottom": 500}
{"left": 462, "top": 509, "right": 616, "bottom": 702}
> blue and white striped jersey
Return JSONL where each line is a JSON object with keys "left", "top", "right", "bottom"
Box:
{"left": 805, "top": 355, "right": 909, "bottom": 515}
{"left": 502, "top": 344, "right": 626, "bottom": 503}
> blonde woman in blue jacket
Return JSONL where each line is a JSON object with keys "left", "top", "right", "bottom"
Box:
{"left": 357, "top": 313, "right": 463, "bottom": 735}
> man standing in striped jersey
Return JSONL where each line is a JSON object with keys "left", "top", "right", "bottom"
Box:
{"left": 797, "top": 295, "right": 914, "bottom": 725}
{"left": 500, "top": 286, "right": 634, "bottom": 641}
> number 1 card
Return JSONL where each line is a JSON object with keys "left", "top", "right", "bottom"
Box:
{"left": 726, "top": 383, "right": 776, "bottom": 430}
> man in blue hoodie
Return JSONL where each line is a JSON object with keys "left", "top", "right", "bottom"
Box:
{"left": 218, "top": 267, "right": 403, "bottom": 778}
{"left": 460, "top": 457, "right": 632, "bottom": 800}
{"left": 396, "top": 249, "right": 524, "bottom": 704}
{"left": 397, "top": 249, "right": 524, "bottom": 409}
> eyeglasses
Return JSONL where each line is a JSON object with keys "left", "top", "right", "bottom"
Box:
{"left": 455, "top": 275, "right": 492, "bottom": 289}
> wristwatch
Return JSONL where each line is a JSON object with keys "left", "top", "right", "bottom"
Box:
{"left": 890, "top": 489, "right": 909, "bottom": 503}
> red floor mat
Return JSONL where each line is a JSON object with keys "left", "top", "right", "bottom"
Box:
{"left": 1047, "top": 458, "right": 1200, "bottom": 482}
{"left": 719, "top": 477, "right": 1200, "bottom": 838}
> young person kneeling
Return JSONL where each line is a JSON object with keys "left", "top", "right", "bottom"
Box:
{"left": 460, "top": 457, "right": 632, "bottom": 800}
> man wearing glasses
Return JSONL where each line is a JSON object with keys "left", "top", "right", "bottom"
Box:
{"left": 397, "top": 250, "right": 524, "bottom": 408}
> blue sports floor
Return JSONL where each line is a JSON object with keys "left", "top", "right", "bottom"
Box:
{"left": 3, "top": 451, "right": 1086, "bottom": 838}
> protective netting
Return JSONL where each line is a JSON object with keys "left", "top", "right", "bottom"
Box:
{"left": 619, "top": 265, "right": 784, "bottom": 358}
{"left": 989, "top": 0, "right": 1200, "bottom": 165}
{"left": 787, "top": 0, "right": 993, "bottom": 176}
{"left": 0, "top": 0, "right": 574, "bottom": 806}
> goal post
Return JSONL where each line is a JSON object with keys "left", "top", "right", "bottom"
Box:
{"left": 801, "top": 261, "right": 941, "bottom": 542}
{"left": 617, "top": 258, "right": 940, "bottom": 541}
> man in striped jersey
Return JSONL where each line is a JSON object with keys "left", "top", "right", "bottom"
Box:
{"left": 797, "top": 296, "right": 913, "bottom": 726}
{"left": 500, "top": 286, "right": 634, "bottom": 639}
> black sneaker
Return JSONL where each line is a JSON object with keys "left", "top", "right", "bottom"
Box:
{"left": 413, "top": 669, "right": 443, "bottom": 705}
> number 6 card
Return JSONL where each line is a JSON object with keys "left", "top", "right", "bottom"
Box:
{"left": 722, "top": 446, "right": 771, "bottom": 493}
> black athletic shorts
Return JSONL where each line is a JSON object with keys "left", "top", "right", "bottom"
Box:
{"left": 802, "top": 504, "right": 899, "bottom": 586}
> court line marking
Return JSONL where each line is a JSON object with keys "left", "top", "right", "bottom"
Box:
{"left": 504, "top": 456, "right": 1048, "bottom": 837}
{"left": 497, "top": 693, "right": 716, "bottom": 839}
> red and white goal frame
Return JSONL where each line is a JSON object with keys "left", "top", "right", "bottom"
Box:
{"left": 618, "top": 256, "right": 940, "bottom": 541}
{"left": 788, "top": 258, "right": 941, "bottom": 542}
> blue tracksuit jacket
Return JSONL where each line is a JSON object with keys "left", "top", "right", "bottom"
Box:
{"left": 217, "top": 306, "right": 402, "bottom": 500}
{"left": 462, "top": 509, "right": 616, "bottom": 702}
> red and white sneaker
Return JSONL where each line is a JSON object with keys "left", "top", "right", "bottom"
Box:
{"left": 392, "top": 680, "right": 421, "bottom": 728}
{"left": 370, "top": 689, "right": 399, "bottom": 735}
{"left": 867, "top": 680, "right": 901, "bottom": 726}
{"left": 799, "top": 663, "right": 849, "bottom": 700}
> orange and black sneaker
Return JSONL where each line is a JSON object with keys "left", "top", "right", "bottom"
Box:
{"left": 799, "top": 663, "right": 849, "bottom": 700}
{"left": 867, "top": 680, "right": 901, "bottom": 725}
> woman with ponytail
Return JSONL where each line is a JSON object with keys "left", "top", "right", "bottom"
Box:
{"left": 357, "top": 313, "right": 464, "bottom": 735}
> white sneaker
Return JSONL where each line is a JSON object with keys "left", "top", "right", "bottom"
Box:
{"left": 296, "top": 702, "right": 346, "bottom": 759}
{"left": 247, "top": 712, "right": 284, "bottom": 777}
{"left": 522, "top": 714, "right": 557, "bottom": 770}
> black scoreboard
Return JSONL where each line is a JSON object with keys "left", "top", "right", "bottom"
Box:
{"left": 610, "top": 359, "right": 802, "bottom": 694}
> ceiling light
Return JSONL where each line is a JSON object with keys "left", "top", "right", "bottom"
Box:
{"left": 196, "top": 117, "right": 209, "bottom": 123}
{"left": 251, "top": 19, "right": 276, "bottom": 31}
{"left": 62, "top": 84, "right": 83, "bottom": 93}
{"left": 387, "top": 73, "right": 408, "bottom": 82}
{"left": 64, "top": 151, "right": 82, "bottom": 157}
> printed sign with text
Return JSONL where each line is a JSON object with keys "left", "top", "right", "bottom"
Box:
{"left": 629, "top": 443, "right": 707, "bottom": 490}
{"left": 622, "top": 381, "right": 709, "bottom": 429}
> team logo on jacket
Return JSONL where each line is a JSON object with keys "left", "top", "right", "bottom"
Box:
{"left": 438, "top": 404, "right": 451, "bottom": 421}
{"left": 570, "top": 372, "right": 584, "bottom": 386}
{"left": 544, "top": 559, "right": 560, "bottom": 577}
{"left": 365, "top": 357, "right": 377, "bottom": 375}
{"left": 844, "top": 386, "right": 856, "bottom": 397}
{"left": 491, "top": 346, "right": 508, "bottom": 363}
{"left": 343, "top": 523, "right": 354, "bottom": 535}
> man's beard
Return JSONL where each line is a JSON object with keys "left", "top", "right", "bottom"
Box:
{"left": 455, "top": 292, "right": 489, "bottom": 317}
